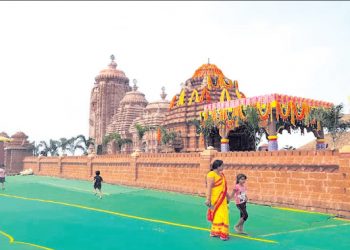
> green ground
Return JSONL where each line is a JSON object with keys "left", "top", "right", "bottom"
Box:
{"left": 0, "top": 176, "right": 349, "bottom": 250}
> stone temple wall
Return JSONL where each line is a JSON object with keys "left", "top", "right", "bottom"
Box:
{"left": 23, "top": 150, "right": 350, "bottom": 218}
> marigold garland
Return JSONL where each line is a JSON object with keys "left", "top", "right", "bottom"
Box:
{"left": 188, "top": 89, "right": 199, "bottom": 105}
{"left": 200, "top": 87, "right": 211, "bottom": 103}
{"left": 220, "top": 88, "right": 231, "bottom": 102}
{"left": 169, "top": 95, "right": 177, "bottom": 110}
{"left": 256, "top": 102, "right": 270, "bottom": 121}
{"left": 277, "top": 102, "right": 290, "bottom": 120}
{"left": 177, "top": 90, "right": 186, "bottom": 106}
{"left": 239, "top": 105, "right": 247, "bottom": 121}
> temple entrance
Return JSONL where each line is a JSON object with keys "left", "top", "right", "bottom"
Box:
{"left": 228, "top": 126, "right": 255, "bottom": 151}
{"left": 207, "top": 128, "right": 221, "bottom": 150}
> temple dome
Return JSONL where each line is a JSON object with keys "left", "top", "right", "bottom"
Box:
{"left": 0, "top": 132, "right": 9, "bottom": 138}
{"left": 145, "top": 87, "right": 169, "bottom": 112}
{"left": 95, "top": 55, "right": 128, "bottom": 81}
{"left": 192, "top": 63, "right": 225, "bottom": 79}
{"left": 106, "top": 80, "right": 148, "bottom": 136}
{"left": 119, "top": 82, "right": 148, "bottom": 106}
{"left": 11, "top": 132, "right": 28, "bottom": 139}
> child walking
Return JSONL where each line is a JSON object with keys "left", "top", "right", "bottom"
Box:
{"left": 231, "top": 173, "right": 248, "bottom": 234}
{"left": 0, "top": 165, "right": 6, "bottom": 190}
{"left": 93, "top": 170, "right": 103, "bottom": 199}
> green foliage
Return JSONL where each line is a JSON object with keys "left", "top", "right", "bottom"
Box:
{"left": 38, "top": 139, "right": 60, "bottom": 156}
{"left": 103, "top": 133, "right": 132, "bottom": 152}
{"left": 309, "top": 104, "right": 350, "bottom": 149}
{"left": 240, "top": 106, "right": 265, "bottom": 150}
{"left": 134, "top": 124, "right": 150, "bottom": 140}
{"left": 159, "top": 126, "right": 177, "bottom": 146}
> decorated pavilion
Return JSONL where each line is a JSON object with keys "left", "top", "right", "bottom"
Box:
{"left": 168, "top": 63, "right": 333, "bottom": 152}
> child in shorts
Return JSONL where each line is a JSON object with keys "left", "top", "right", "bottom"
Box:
{"left": 93, "top": 170, "right": 103, "bottom": 199}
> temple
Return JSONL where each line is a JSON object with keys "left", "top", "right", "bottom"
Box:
{"left": 89, "top": 55, "right": 131, "bottom": 149}
{"left": 89, "top": 56, "right": 336, "bottom": 153}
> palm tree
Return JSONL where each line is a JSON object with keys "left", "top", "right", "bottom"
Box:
{"left": 31, "top": 141, "right": 40, "bottom": 156}
{"left": 75, "top": 135, "right": 95, "bottom": 155}
{"left": 65, "top": 137, "right": 78, "bottom": 156}
{"left": 103, "top": 133, "right": 132, "bottom": 153}
{"left": 241, "top": 106, "right": 265, "bottom": 150}
{"left": 39, "top": 139, "right": 60, "bottom": 156}
{"left": 59, "top": 137, "right": 70, "bottom": 155}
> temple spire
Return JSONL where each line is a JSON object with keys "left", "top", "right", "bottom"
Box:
{"left": 132, "top": 79, "right": 138, "bottom": 91}
{"left": 160, "top": 86, "right": 167, "bottom": 100}
{"left": 108, "top": 54, "right": 117, "bottom": 69}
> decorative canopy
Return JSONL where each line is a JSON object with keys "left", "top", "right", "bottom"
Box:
{"left": 200, "top": 94, "right": 333, "bottom": 131}
{"left": 203, "top": 94, "right": 333, "bottom": 111}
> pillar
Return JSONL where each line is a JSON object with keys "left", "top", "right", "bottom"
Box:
{"left": 268, "top": 135, "right": 278, "bottom": 151}
{"left": 220, "top": 138, "right": 229, "bottom": 152}
{"left": 316, "top": 138, "right": 327, "bottom": 150}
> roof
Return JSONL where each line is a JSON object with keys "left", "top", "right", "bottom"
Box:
{"left": 95, "top": 55, "right": 128, "bottom": 81}
{"left": 192, "top": 63, "right": 225, "bottom": 79}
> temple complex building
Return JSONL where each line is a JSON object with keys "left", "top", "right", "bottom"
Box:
{"left": 129, "top": 87, "right": 170, "bottom": 152}
{"left": 0, "top": 132, "right": 33, "bottom": 174}
{"left": 164, "top": 62, "right": 247, "bottom": 152}
{"left": 89, "top": 56, "right": 339, "bottom": 153}
{"left": 89, "top": 55, "right": 131, "bottom": 147}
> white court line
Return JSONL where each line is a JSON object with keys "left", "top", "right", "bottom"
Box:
{"left": 259, "top": 223, "right": 350, "bottom": 237}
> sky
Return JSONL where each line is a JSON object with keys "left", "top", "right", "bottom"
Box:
{"left": 0, "top": 1, "right": 349, "bottom": 149}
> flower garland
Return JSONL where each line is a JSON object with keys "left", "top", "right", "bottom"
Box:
{"left": 169, "top": 95, "right": 177, "bottom": 110}
{"left": 207, "top": 75, "right": 214, "bottom": 90}
{"left": 177, "top": 90, "right": 186, "bottom": 106}
{"left": 277, "top": 102, "right": 290, "bottom": 120}
{"left": 239, "top": 105, "right": 247, "bottom": 121}
{"left": 256, "top": 102, "right": 270, "bottom": 121}
{"left": 199, "top": 87, "right": 211, "bottom": 103}
{"left": 188, "top": 89, "right": 199, "bottom": 105}
{"left": 220, "top": 88, "right": 231, "bottom": 102}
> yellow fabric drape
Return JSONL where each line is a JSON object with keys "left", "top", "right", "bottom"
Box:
{"left": 207, "top": 171, "right": 229, "bottom": 239}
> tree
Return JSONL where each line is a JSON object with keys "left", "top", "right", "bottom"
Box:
{"left": 58, "top": 137, "right": 70, "bottom": 155}
{"left": 189, "top": 117, "right": 216, "bottom": 148}
{"left": 135, "top": 123, "right": 150, "bottom": 141}
{"left": 134, "top": 123, "right": 150, "bottom": 151}
{"left": 240, "top": 106, "right": 265, "bottom": 150}
{"left": 75, "top": 135, "right": 95, "bottom": 155}
{"left": 159, "top": 126, "right": 177, "bottom": 152}
{"left": 103, "top": 133, "right": 132, "bottom": 153}
{"left": 31, "top": 141, "right": 40, "bottom": 156}
{"left": 38, "top": 139, "right": 60, "bottom": 156}
{"left": 311, "top": 104, "right": 350, "bottom": 150}
{"left": 65, "top": 137, "right": 78, "bottom": 156}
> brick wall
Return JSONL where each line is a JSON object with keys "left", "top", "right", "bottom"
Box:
{"left": 23, "top": 150, "right": 350, "bottom": 218}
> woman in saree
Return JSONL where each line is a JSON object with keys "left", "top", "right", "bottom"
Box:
{"left": 205, "top": 159, "right": 230, "bottom": 240}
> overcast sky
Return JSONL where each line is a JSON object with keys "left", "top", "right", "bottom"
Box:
{"left": 0, "top": 1, "right": 349, "bottom": 149}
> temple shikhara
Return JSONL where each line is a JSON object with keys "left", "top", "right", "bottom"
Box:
{"left": 89, "top": 55, "right": 335, "bottom": 154}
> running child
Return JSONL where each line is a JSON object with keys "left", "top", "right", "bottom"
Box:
{"left": 93, "top": 170, "right": 103, "bottom": 199}
{"left": 0, "top": 165, "right": 6, "bottom": 190}
{"left": 231, "top": 173, "right": 248, "bottom": 234}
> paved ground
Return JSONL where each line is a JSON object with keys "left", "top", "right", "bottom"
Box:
{"left": 0, "top": 176, "right": 349, "bottom": 250}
